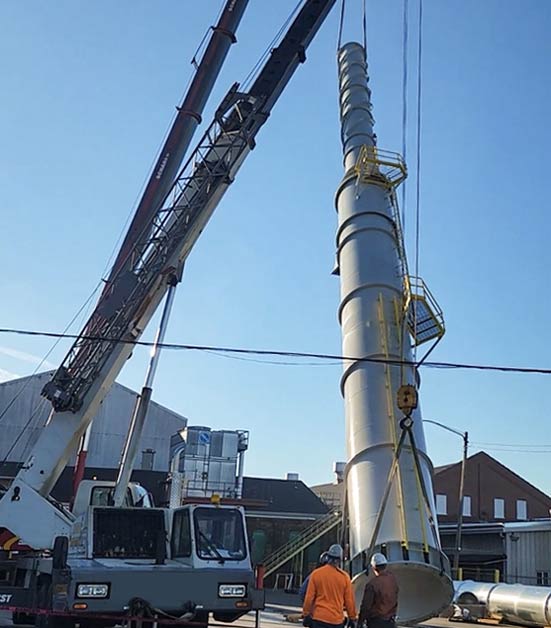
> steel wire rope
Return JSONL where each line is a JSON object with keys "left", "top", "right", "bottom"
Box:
{"left": 0, "top": 5, "right": 213, "bottom": 423}
{"left": 412, "top": 0, "right": 423, "bottom": 362}
{"left": 100, "top": 0, "right": 302, "bottom": 295}
{"left": 336, "top": 0, "right": 368, "bottom": 51}
{"left": 337, "top": 0, "right": 346, "bottom": 50}
{"left": 362, "top": 0, "right": 368, "bottom": 55}
{"left": 398, "top": 0, "right": 410, "bottom": 389}
{"left": 241, "top": 0, "right": 303, "bottom": 91}
{"left": 1, "top": 326, "right": 551, "bottom": 376}
{"left": 401, "top": 0, "right": 409, "bottom": 229}
{"left": 0, "top": 1, "right": 326, "bottom": 464}
{"left": 98, "top": 7, "right": 222, "bottom": 281}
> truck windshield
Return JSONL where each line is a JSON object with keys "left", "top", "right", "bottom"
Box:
{"left": 193, "top": 507, "right": 246, "bottom": 561}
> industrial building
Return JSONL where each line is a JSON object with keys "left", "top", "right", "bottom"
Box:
{"left": 433, "top": 451, "right": 551, "bottom": 524}
{"left": 504, "top": 520, "right": 551, "bottom": 586}
{"left": 0, "top": 372, "right": 330, "bottom": 575}
{"left": 0, "top": 371, "right": 188, "bottom": 485}
{"left": 310, "top": 452, "right": 551, "bottom": 584}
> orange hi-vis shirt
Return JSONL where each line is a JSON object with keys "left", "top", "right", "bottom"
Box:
{"left": 303, "top": 564, "right": 357, "bottom": 625}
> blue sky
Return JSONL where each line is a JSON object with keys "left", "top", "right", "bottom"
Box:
{"left": 1, "top": 1, "right": 550, "bottom": 491}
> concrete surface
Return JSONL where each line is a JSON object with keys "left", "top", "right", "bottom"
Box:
{"left": 0, "top": 603, "right": 519, "bottom": 628}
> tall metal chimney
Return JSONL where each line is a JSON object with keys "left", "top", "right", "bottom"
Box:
{"left": 335, "top": 42, "right": 453, "bottom": 623}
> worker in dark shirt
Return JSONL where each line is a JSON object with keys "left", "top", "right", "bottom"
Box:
{"left": 358, "top": 553, "right": 399, "bottom": 628}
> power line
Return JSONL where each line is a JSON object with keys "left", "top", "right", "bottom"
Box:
{"left": 0, "top": 285, "right": 102, "bottom": 427}
{"left": 471, "top": 440, "right": 551, "bottom": 449}
{"left": 0, "top": 326, "right": 550, "bottom": 376}
{"left": 472, "top": 446, "right": 551, "bottom": 455}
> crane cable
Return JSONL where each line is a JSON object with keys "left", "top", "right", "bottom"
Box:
{"left": 337, "top": 0, "right": 368, "bottom": 52}
{"left": 413, "top": 0, "right": 423, "bottom": 362}
{"left": 337, "top": 0, "right": 345, "bottom": 50}
{"left": 362, "top": 0, "right": 368, "bottom": 53}
{"left": 401, "top": 0, "right": 409, "bottom": 229}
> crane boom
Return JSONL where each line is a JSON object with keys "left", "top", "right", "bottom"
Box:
{"left": 0, "top": 0, "right": 336, "bottom": 549}
{"left": 106, "top": 0, "right": 249, "bottom": 286}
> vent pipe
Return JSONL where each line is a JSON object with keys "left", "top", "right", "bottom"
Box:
{"left": 335, "top": 42, "right": 453, "bottom": 623}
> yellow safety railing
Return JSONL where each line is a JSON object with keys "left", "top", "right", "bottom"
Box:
{"left": 355, "top": 145, "right": 407, "bottom": 188}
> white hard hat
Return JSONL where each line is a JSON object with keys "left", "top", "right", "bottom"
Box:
{"left": 327, "top": 544, "right": 344, "bottom": 559}
{"left": 370, "top": 552, "right": 388, "bottom": 567}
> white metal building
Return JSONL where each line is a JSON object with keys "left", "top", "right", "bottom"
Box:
{"left": 505, "top": 520, "right": 551, "bottom": 585}
{"left": 0, "top": 372, "right": 187, "bottom": 474}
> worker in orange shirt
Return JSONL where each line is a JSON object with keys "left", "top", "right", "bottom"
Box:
{"left": 303, "top": 544, "right": 357, "bottom": 628}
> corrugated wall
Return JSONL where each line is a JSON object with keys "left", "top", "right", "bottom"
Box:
{"left": 0, "top": 372, "right": 187, "bottom": 472}
{"left": 506, "top": 528, "right": 551, "bottom": 584}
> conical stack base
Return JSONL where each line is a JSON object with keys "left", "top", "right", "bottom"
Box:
{"left": 353, "top": 562, "right": 454, "bottom": 624}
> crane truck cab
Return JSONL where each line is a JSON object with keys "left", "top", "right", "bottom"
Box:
{"left": 7, "top": 503, "right": 262, "bottom": 628}
{"left": 4, "top": 501, "right": 262, "bottom": 627}
{"left": 71, "top": 480, "right": 153, "bottom": 516}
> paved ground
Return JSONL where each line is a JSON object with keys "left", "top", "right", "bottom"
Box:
{"left": 0, "top": 596, "right": 514, "bottom": 628}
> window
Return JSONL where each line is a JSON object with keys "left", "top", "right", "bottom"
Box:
{"left": 537, "top": 571, "right": 549, "bottom": 586}
{"left": 172, "top": 510, "right": 192, "bottom": 558}
{"left": 494, "top": 498, "right": 505, "bottom": 519}
{"left": 463, "top": 495, "right": 472, "bottom": 517}
{"left": 93, "top": 508, "right": 165, "bottom": 559}
{"left": 90, "top": 486, "right": 132, "bottom": 507}
{"left": 516, "top": 499, "right": 527, "bottom": 520}
{"left": 194, "top": 507, "right": 246, "bottom": 561}
{"left": 436, "top": 494, "right": 447, "bottom": 515}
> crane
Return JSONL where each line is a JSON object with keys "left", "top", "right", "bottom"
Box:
{"left": 0, "top": 1, "right": 337, "bottom": 626}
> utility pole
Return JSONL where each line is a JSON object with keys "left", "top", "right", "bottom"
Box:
{"left": 423, "top": 419, "right": 469, "bottom": 577}
{"left": 453, "top": 430, "right": 469, "bottom": 574}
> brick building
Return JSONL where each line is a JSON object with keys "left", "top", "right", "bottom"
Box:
{"left": 312, "top": 452, "right": 551, "bottom": 580}
{"left": 433, "top": 451, "right": 551, "bottom": 523}
{"left": 433, "top": 451, "right": 551, "bottom": 578}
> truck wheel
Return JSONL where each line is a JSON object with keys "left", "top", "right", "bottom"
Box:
{"left": 194, "top": 611, "right": 209, "bottom": 628}
{"left": 35, "top": 581, "right": 74, "bottom": 628}
{"left": 13, "top": 611, "right": 36, "bottom": 625}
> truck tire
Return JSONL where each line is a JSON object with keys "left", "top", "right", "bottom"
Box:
{"left": 194, "top": 611, "right": 209, "bottom": 628}
{"left": 13, "top": 611, "right": 36, "bottom": 625}
{"left": 35, "top": 580, "right": 74, "bottom": 628}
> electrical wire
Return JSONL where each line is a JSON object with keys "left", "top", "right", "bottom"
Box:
{"left": 0, "top": 397, "right": 48, "bottom": 469}
{"left": 0, "top": 326, "right": 550, "bottom": 376}
{"left": 471, "top": 440, "right": 551, "bottom": 449}
{"left": 0, "top": 284, "right": 102, "bottom": 427}
{"left": 472, "top": 446, "right": 551, "bottom": 454}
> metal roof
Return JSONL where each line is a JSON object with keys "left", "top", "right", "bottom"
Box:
{"left": 504, "top": 519, "right": 551, "bottom": 533}
{"left": 0, "top": 372, "right": 187, "bottom": 472}
{"left": 242, "top": 477, "right": 329, "bottom": 515}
